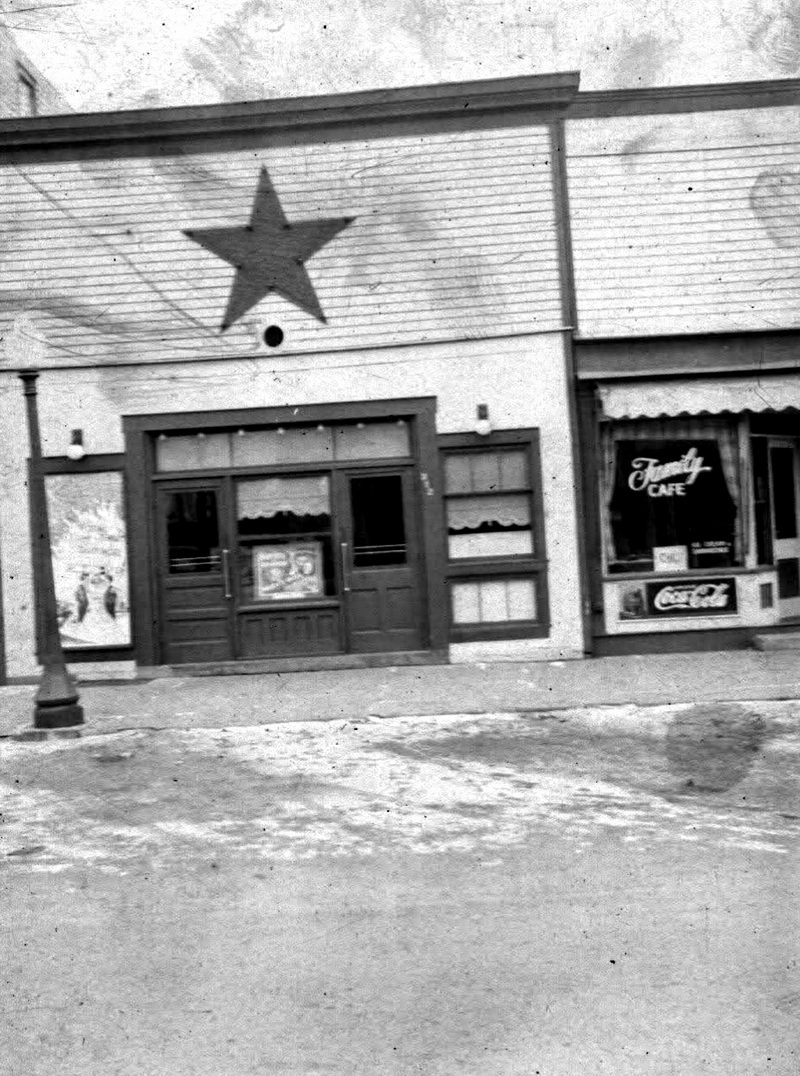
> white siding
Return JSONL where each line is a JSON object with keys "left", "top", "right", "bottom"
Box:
{"left": 566, "top": 106, "right": 800, "bottom": 337}
{"left": 0, "top": 124, "right": 563, "bottom": 368}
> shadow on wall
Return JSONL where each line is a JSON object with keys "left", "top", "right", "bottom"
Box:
{"left": 750, "top": 167, "right": 800, "bottom": 249}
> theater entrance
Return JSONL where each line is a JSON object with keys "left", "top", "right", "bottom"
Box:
{"left": 146, "top": 412, "right": 431, "bottom": 666}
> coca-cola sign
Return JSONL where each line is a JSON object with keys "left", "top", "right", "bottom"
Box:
{"left": 619, "top": 577, "right": 738, "bottom": 620}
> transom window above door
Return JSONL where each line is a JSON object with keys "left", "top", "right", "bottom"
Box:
{"left": 154, "top": 420, "right": 411, "bottom": 471}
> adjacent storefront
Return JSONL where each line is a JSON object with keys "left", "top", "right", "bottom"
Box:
{"left": 578, "top": 368, "right": 800, "bottom": 651}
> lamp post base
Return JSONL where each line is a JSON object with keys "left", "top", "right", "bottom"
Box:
{"left": 34, "top": 663, "right": 85, "bottom": 728}
{"left": 34, "top": 701, "right": 85, "bottom": 729}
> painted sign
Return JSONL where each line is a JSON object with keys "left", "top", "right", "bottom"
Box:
{"left": 619, "top": 577, "right": 738, "bottom": 620}
{"left": 45, "top": 472, "right": 130, "bottom": 648}
{"left": 253, "top": 541, "right": 324, "bottom": 601}
{"left": 610, "top": 439, "right": 737, "bottom": 569}
{"left": 627, "top": 445, "right": 712, "bottom": 497}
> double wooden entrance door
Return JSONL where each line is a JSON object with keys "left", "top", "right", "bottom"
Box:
{"left": 153, "top": 467, "right": 426, "bottom": 664}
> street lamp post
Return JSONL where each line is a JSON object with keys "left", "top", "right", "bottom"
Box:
{"left": 19, "top": 369, "right": 84, "bottom": 728}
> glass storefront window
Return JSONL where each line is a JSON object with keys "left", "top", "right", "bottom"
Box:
{"left": 155, "top": 433, "right": 232, "bottom": 471}
{"left": 443, "top": 448, "right": 534, "bottom": 559}
{"left": 334, "top": 421, "right": 410, "bottom": 460}
{"left": 235, "top": 475, "right": 335, "bottom": 602}
{"left": 155, "top": 420, "right": 411, "bottom": 472}
{"left": 439, "top": 434, "right": 547, "bottom": 640}
{"left": 601, "top": 420, "right": 742, "bottom": 574}
{"left": 451, "top": 578, "right": 537, "bottom": 623}
{"left": 231, "top": 426, "right": 334, "bottom": 468}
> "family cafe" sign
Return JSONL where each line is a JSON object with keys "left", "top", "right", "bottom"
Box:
{"left": 627, "top": 446, "right": 712, "bottom": 497}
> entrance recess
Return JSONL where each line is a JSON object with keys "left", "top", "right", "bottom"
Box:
{"left": 153, "top": 464, "right": 426, "bottom": 664}
{"left": 768, "top": 439, "right": 800, "bottom": 618}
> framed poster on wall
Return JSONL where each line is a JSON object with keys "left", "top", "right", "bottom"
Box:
{"left": 44, "top": 469, "right": 131, "bottom": 649}
{"left": 253, "top": 541, "right": 324, "bottom": 601}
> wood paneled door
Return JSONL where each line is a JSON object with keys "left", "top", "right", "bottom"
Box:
{"left": 153, "top": 466, "right": 427, "bottom": 664}
{"left": 337, "top": 468, "right": 426, "bottom": 653}
{"left": 155, "top": 480, "right": 236, "bottom": 664}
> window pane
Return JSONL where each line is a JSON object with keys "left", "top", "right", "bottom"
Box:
{"left": 451, "top": 581, "right": 480, "bottom": 623}
{"left": 608, "top": 438, "right": 738, "bottom": 572}
{"left": 771, "top": 447, "right": 798, "bottom": 540}
{"left": 506, "top": 578, "right": 537, "bottom": 620}
{"left": 334, "top": 421, "right": 410, "bottom": 460}
{"left": 444, "top": 455, "right": 473, "bottom": 494}
{"left": 165, "top": 491, "right": 220, "bottom": 573}
{"left": 451, "top": 578, "right": 538, "bottom": 623}
{"left": 479, "top": 580, "right": 508, "bottom": 621}
{"left": 350, "top": 475, "right": 407, "bottom": 566}
{"left": 231, "top": 426, "right": 334, "bottom": 467}
{"left": 156, "top": 433, "right": 231, "bottom": 471}
{"left": 235, "top": 477, "right": 334, "bottom": 601}
{"left": 498, "top": 450, "right": 529, "bottom": 489}
{"left": 471, "top": 453, "right": 501, "bottom": 492}
{"left": 448, "top": 530, "right": 533, "bottom": 558}
{"left": 443, "top": 450, "right": 530, "bottom": 494}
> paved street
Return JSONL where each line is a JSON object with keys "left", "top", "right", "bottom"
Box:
{"left": 2, "top": 698, "right": 799, "bottom": 1074}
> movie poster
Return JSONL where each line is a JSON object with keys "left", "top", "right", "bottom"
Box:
{"left": 45, "top": 472, "right": 130, "bottom": 648}
{"left": 253, "top": 542, "right": 324, "bottom": 601}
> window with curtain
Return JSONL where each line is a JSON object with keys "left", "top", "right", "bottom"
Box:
{"left": 235, "top": 475, "right": 335, "bottom": 601}
{"left": 439, "top": 432, "right": 548, "bottom": 640}
{"left": 599, "top": 418, "right": 743, "bottom": 574}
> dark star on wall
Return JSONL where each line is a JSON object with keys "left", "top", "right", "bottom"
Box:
{"left": 184, "top": 166, "right": 354, "bottom": 331}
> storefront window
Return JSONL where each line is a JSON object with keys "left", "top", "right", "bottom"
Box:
{"left": 439, "top": 432, "right": 548, "bottom": 640}
{"left": 235, "top": 475, "right": 335, "bottom": 602}
{"left": 444, "top": 449, "right": 534, "bottom": 559}
{"left": 451, "top": 578, "right": 537, "bottom": 623}
{"left": 601, "top": 419, "right": 742, "bottom": 574}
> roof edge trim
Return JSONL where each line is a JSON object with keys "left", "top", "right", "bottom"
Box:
{"left": 569, "top": 77, "right": 800, "bottom": 119}
{"left": 0, "top": 71, "right": 580, "bottom": 151}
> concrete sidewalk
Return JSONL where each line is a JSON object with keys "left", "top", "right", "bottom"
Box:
{"left": 2, "top": 648, "right": 800, "bottom": 736}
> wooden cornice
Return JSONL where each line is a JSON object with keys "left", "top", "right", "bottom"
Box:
{"left": 0, "top": 72, "right": 580, "bottom": 155}
{"left": 569, "top": 77, "right": 800, "bottom": 119}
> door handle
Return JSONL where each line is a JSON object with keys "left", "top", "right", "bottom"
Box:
{"left": 340, "top": 542, "right": 351, "bottom": 592}
{"left": 221, "top": 547, "right": 232, "bottom": 599}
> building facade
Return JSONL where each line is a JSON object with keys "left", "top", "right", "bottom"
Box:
{"left": 0, "top": 74, "right": 587, "bottom": 681}
{"left": 566, "top": 79, "right": 800, "bottom": 653}
{"left": 0, "top": 22, "right": 70, "bottom": 117}
{"left": 3, "top": 73, "right": 799, "bottom": 683}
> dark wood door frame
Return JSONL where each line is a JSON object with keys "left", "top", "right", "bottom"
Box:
{"left": 124, "top": 397, "right": 447, "bottom": 667}
{"left": 154, "top": 477, "right": 237, "bottom": 665}
{"left": 336, "top": 465, "right": 427, "bottom": 653}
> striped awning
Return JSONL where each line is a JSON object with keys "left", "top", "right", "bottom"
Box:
{"left": 597, "top": 375, "right": 800, "bottom": 420}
